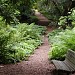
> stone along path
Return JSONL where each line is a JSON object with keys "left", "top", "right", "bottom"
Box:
{"left": 0, "top": 11, "right": 55, "bottom": 75}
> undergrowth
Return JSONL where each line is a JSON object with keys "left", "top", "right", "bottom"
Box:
{"left": 0, "top": 22, "right": 46, "bottom": 64}
{"left": 48, "top": 28, "right": 75, "bottom": 60}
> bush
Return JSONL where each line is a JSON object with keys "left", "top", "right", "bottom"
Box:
{"left": 48, "top": 28, "right": 75, "bottom": 60}
{"left": 0, "top": 22, "right": 46, "bottom": 64}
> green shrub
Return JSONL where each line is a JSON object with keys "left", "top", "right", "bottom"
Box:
{"left": 47, "top": 29, "right": 64, "bottom": 43}
{"left": 48, "top": 28, "right": 75, "bottom": 60}
{"left": 0, "top": 22, "right": 46, "bottom": 64}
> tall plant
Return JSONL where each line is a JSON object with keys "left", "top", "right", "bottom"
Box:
{"left": 0, "top": 0, "right": 37, "bottom": 24}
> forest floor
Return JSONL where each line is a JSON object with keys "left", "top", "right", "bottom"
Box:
{"left": 0, "top": 11, "right": 72, "bottom": 75}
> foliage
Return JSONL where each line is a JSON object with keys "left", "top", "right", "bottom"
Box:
{"left": 0, "top": 22, "right": 46, "bottom": 64}
{"left": 58, "top": 16, "right": 67, "bottom": 26}
{"left": 0, "top": 0, "right": 19, "bottom": 25}
{"left": 58, "top": 8, "right": 75, "bottom": 29}
{"left": 0, "top": 0, "right": 38, "bottom": 24}
{"left": 48, "top": 28, "right": 75, "bottom": 60}
{"left": 37, "top": 0, "right": 58, "bottom": 20}
{"left": 37, "top": 0, "right": 75, "bottom": 26}
{"left": 47, "top": 29, "right": 64, "bottom": 43}
{"left": 37, "top": 0, "right": 68, "bottom": 20}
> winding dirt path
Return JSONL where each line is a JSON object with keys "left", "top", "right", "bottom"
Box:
{"left": 0, "top": 11, "right": 55, "bottom": 75}
{"left": 35, "top": 10, "right": 50, "bottom": 26}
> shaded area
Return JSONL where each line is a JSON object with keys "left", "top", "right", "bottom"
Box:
{"left": 35, "top": 10, "right": 50, "bottom": 26}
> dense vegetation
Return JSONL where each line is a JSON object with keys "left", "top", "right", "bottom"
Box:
{"left": 1, "top": 0, "right": 75, "bottom": 64}
{"left": 0, "top": 0, "right": 38, "bottom": 24}
{"left": 48, "top": 27, "right": 75, "bottom": 60}
{"left": 45, "top": 0, "right": 75, "bottom": 61}
{"left": 0, "top": 0, "right": 50, "bottom": 64}
{"left": 0, "top": 21, "right": 46, "bottom": 64}
{"left": 1, "top": 0, "right": 75, "bottom": 25}
{"left": 37, "top": 0, "right": 75, "bottom": 26}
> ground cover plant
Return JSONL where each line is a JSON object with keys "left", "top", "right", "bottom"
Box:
{"left": 0, "top": 21, "right": 46, "bottom": 64}
{"left": 48, "top": 28, "right": 75, "bottom": 60}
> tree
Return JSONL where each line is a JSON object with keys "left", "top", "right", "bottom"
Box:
{"left": 37, "top": 0, "right": 75, "bottom": 25}
{"left": 0, "top": 0, "right": 37, "bottom": 24}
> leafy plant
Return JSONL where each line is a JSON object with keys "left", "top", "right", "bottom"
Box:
{"left": 0, "top": 0, "right": 38, "bottom": 24}
{"left": 48, "top": 28, "right": 75, "bottom": 60}
{"left": 0, "top": 22, "right": 46, "bottom": 64}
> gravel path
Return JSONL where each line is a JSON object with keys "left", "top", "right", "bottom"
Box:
{"left": 0, "top": 35, "right": 55, "bottom": 75}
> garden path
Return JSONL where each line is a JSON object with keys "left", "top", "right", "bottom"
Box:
{"left": 0, "top": 11, "right": 55, "bottom": 75}
{"left": 35, "top": 10, "right": 50, "bottom": 26}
